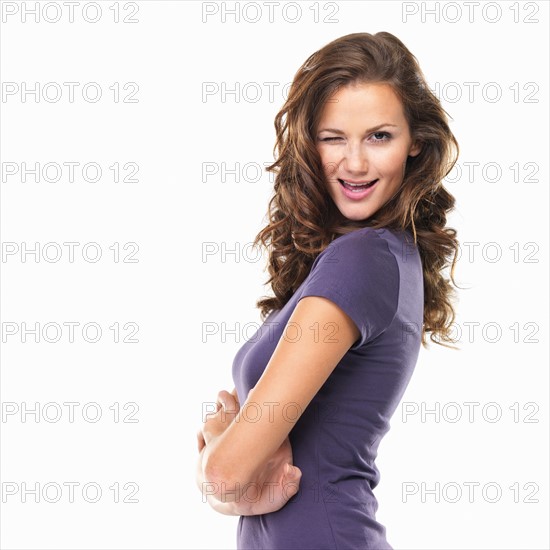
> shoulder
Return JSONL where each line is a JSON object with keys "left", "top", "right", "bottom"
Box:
{"left": 300, "top": 227, "right": 401, "bottom": 348}
{"left": 329, "top": 226, "right": 409, "bottom": 248}
{"left": 315, "top": 227, "right": 400, "bottom": 277}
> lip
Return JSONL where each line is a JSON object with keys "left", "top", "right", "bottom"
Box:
{"left": 337, "top": 178, "right": 378, "bottom": 200}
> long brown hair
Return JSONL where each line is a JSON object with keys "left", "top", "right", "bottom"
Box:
{"left": 253, "top": 32, "right": 462, "bottom": 349}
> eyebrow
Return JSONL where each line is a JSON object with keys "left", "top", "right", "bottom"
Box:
{"left": 317, "top": 123, "right": 398, "bottom": 134}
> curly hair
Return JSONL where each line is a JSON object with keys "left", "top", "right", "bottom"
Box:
{"left": 253, "top": 32, "right": 462, "bottom": 350}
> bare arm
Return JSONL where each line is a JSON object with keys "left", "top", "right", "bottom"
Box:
{"left": 203, "top": 295, "right": 360, "bottom": 499}
{"left": 196, "top": 388, "right": 242, "bottom": 515}
{"left": 196, "top": 447, "right": 241, "bottom": 516}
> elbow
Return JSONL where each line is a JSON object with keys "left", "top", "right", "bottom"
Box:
{"left": 204, "top": 454, "right": 229, "bottom": 487}
{"left": 204, "top": 452, "right": 240, "bottom": 499}
{"left": 206, "top": 454, "right": 259, "bottom": 509}
{"left": 203, "top": 449, "right": 257, "bottom": 515}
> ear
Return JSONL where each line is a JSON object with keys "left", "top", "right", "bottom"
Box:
{"left": 408, "top": 140, "right": 422, "bottom": 157}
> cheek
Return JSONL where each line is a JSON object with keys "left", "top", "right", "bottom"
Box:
{"left": 318, "top": 148, "right": 338, "bottom": 179}
{"left": 377, "top": 148, "right": 409, "bottom": 176}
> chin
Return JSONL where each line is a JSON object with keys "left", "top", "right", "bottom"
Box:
{"left": 337, "top": 208, "right": 372, "bottom": 222}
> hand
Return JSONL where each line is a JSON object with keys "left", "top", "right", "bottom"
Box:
{"left": 196, "top": 389, "right": 241, "bottom": 514}
{"left": 198, "top": 389, "right": 241, "bottom": 450}
{"left": 198, "top": 388, "right": 302, "bottom": 515}
{"left": 240, "top": 432, "right": 302, "bottom": 516}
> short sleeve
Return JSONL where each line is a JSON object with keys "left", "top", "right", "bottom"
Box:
{"left": 297, "top": 230, "right": 400, "bottom": 350}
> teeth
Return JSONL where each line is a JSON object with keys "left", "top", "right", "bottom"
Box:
{"left": 345, "top": 180, "right": 370, "bottom": 186}
{"left": 340, "top": 179, "right": 376, "bottom": 187}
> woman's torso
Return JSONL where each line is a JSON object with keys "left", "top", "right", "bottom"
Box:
{"left": 231, "top": 227, "right": 424, "bottom": 549}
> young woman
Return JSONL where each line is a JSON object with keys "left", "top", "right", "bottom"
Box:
{"left": 196, "top": 31, "right": 460, "bottom": 549}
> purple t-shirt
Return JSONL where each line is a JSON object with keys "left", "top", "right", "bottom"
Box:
{"left": 231, "top": 226, "right": 424, "bottom": 549}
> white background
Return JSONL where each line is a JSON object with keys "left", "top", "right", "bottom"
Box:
{"left": 1, "top": 1, "right": 548, "bottom": 549}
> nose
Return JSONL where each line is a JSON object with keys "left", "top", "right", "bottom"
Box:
{"left": 343, "top": 142, "right": 368, "bottom": 175}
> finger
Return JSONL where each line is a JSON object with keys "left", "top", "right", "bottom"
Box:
{"left": 282, "top": 465, "right": 302, "bottom": 501}
{"left": 204, "top": 406, "right": 220, "bottom": 422}
{"left": 217, "top": 390, "right": 239, "bottom": 414}
{"left": 284, "top": 464, "right": 302, "bottom": 480}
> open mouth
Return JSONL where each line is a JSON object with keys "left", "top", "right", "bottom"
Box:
{"left": 338, "top": 178, "right": 378, "bottom": 192}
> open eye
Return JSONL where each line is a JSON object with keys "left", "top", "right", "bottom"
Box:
{"left": 372, "top": 132, "right": 391, "bottom": 142}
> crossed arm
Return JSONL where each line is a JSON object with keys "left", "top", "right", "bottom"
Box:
{"left": 196, "top": 294, "right": 360, "bottom": 515}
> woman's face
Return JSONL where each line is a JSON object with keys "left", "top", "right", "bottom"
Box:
{"left": 315, "top": 81, "right": 421, "bottom": 221}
